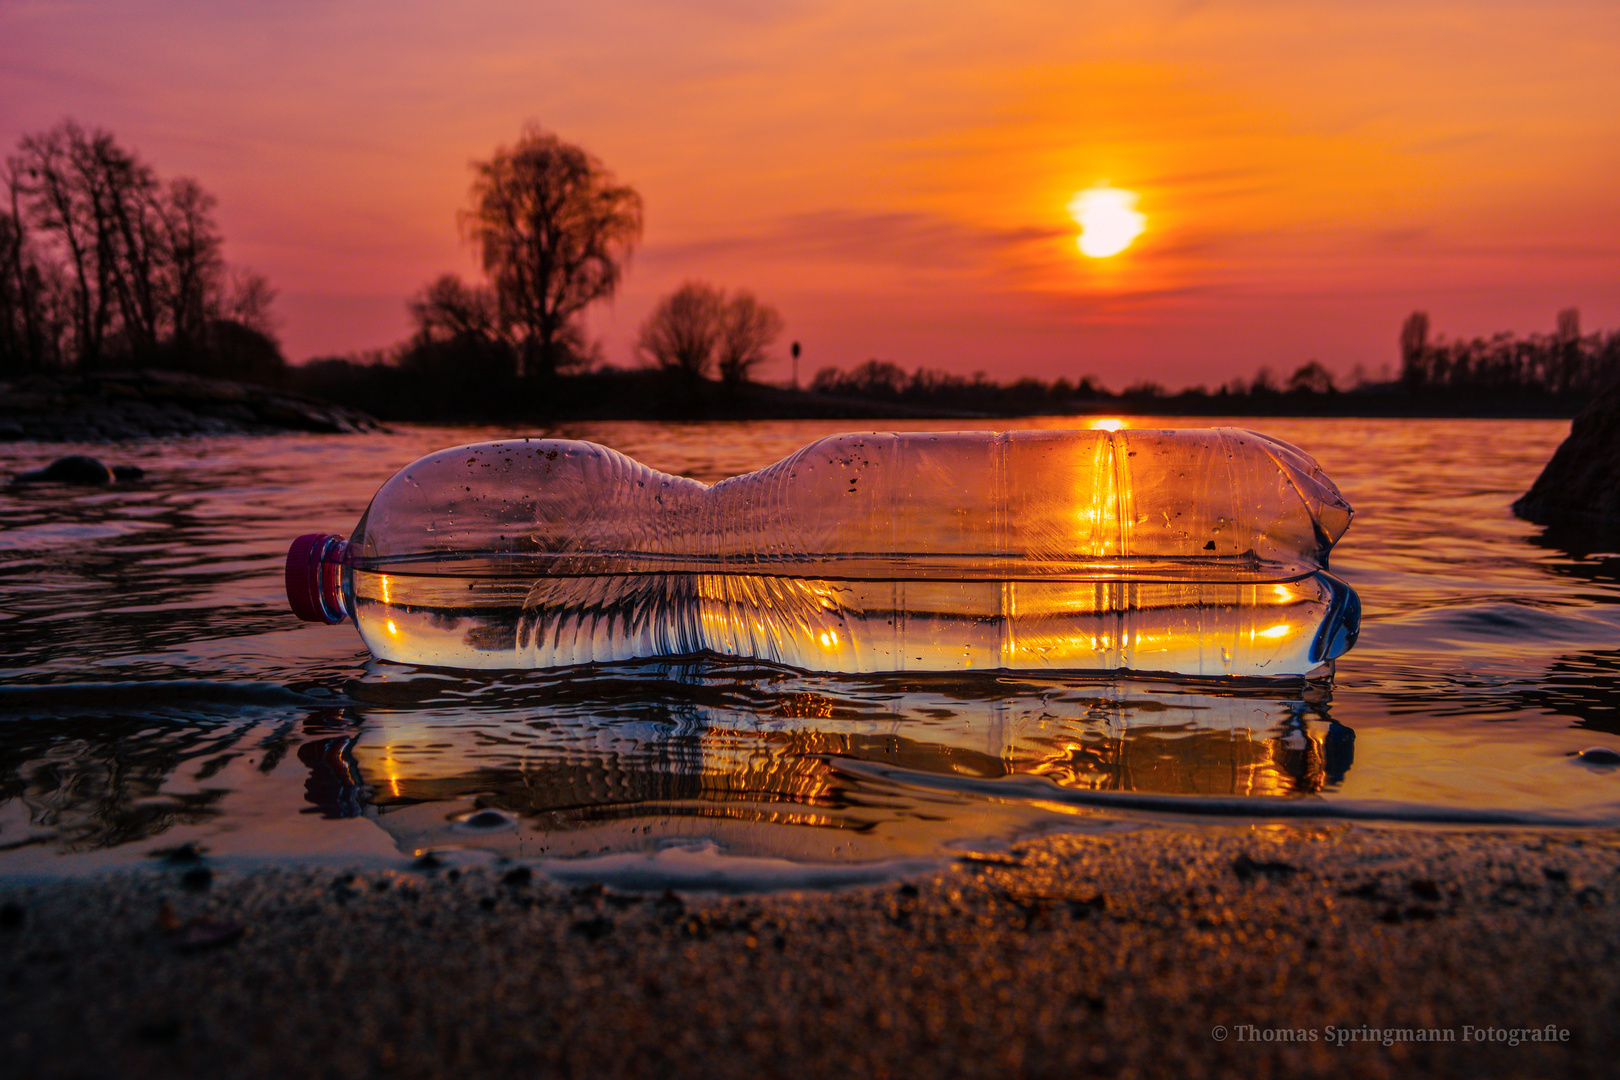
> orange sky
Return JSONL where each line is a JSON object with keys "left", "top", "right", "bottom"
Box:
{"left": 4, "top": 0, "right": 1617, "bottom": 389}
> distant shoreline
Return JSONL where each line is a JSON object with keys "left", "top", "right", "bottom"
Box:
{"left": 290, "top": 366, "right": 1590, "bottom": 425}
{"left": 0, "top": 368, "right": 1586, "bottom": 443}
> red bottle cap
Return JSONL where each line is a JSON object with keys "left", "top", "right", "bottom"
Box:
{"left": 286, "top": 533, "right": 348, "bottom": 624}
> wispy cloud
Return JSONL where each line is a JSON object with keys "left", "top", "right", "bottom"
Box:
{"left": 647, "top": 209, "right": 1065, "bottom": 272}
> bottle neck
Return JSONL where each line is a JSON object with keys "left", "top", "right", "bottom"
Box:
{"left": 286, "top": 533, "right": 350, "bottom": 624}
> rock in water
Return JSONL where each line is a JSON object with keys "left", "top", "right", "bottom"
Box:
{"left": 1513, "top": 381, "right": 1620, "bottom": 533}
{"left": 10, "top": 455, "right": 117, "bottom": 486}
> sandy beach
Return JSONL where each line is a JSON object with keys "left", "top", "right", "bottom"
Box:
{"left": 3, "top": 823, "right": 1616, "bottom": 1079}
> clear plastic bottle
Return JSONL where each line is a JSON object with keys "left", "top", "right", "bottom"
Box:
{"left": 286, "top": 429, "right": 1360, "bottom": 676}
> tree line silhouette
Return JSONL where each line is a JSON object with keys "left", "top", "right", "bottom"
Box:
{"left": 806, "top": 358, "right": 1345, "bottom": 414}
{"left": 1398, "top": 309, "right": 1619, "bottom": 397}
{"left": 806, "top": 315, "right": 1615, "bottom": 416}
{"left": 1, "top": 120, "right": 280, "bottom": 381}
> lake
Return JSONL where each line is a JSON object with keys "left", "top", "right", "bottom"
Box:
{"left": 2, "top": 416, "right": 1617, "bottom": 889}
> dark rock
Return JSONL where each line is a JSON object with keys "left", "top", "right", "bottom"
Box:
{"left": 134, "top": 1017, "right": 184, "bottom": 1043}
{"left": 10, "top": 455, "right": 116, "bottom": 485}
{"left": 1514, "top": 380, "right": 1620, "bottom": 531}
{"left": 1409, "top": 878, "right": 1443, "bottom": 902}
{"left": 459, "top": 809, "right": 514, "bottom": 829}
{"left": 1231, "top": 854, "right": 1298, "bottom": 881}
{"left": 179, "top": 866, "right": 214, "bottom": 891}
{"left": 149, "top": 842, "right": 205, "bottom": 865}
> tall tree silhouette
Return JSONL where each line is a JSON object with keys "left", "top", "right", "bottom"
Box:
{"left": 1399, "top": 310, "right": 1430, "bottom": 388}
{"left": 462, "top": 126, "right": 642, "bottom": 379}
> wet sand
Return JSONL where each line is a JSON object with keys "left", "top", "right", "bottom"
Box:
{"left": 3, "top": 824, "right": 1617, "bottom": 1079}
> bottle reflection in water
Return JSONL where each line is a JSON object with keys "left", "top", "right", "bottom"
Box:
{"left": 304, "top": 672, "right": 1356, "bottom": 865}
{"left": 289, "top": 429, "right": 1361, "bottom": 677}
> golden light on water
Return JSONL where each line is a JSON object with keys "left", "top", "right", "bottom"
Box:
{"left": 382, "top": 745, "right": 401, "bottom": 798}
{"left": 1068, "top": 184, "right": 1146, "bottom": 258}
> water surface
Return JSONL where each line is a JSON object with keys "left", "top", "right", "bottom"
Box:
{"left": 3, "top": 417, "right": 1617, "bottom": 887}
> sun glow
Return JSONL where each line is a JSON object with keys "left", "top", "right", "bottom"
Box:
{"left": 1068, "top": 184, "right": 1146, "bottom": 258}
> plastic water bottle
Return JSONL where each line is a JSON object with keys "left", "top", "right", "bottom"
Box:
{"left": 286, "top": 429, "right": 1360, "bottom": 676}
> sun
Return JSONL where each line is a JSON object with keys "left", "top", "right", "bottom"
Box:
{"left": 1068, "top": 183, "right": 1145, "bottom": 258}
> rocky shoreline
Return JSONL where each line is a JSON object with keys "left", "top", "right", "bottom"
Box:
{"left": 0, "top": 370, "right": 382, "bottom": 441}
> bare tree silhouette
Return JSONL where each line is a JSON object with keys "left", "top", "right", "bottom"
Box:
{"left": 1286, "top": 360, "right": 1335, "bottom": 395}
{"left": 462, "top": 125, "right": 642, "bottom": 380}
{"left": 636, "top": 281, "right": 724, "bottom": 380}
{"left": 1, "top": 119, "right": 276, "bottom": 377}
{"left": 636, "top": 281, "right": 785, "bottom": 389}
{"left": 716, "top": 290, "right": 784, "bottom": 387}
{"left": 407, "top": 273, "right": 500, "bottom": 345}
